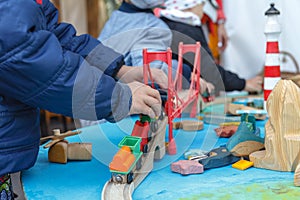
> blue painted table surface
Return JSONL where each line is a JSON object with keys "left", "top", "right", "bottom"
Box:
{"left": 22, "top": 108, "right": 300, "bottom": 200}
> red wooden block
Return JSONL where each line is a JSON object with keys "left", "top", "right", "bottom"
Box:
{"left": 215, "top": 125, "right": 239, "bottom": 138}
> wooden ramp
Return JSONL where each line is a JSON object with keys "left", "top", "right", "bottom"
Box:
{"left": 101, "top": 117, "right": 167, "bottom": 200}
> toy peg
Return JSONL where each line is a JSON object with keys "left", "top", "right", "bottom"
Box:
{"left": 41, "top": 129, "right": 82, "bottom": 149}
{"left": 53, "top": 128, "right": 61, "bottom": 135}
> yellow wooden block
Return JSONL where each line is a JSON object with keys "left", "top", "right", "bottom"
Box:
{"left": 197, "top": 116, "right": 204, "bottom": 120}
{"left": 219, "top": 122, "right": 241, "bottom": 127}
{"left": 232, "top": 160, "right": 254, "bottom": 170}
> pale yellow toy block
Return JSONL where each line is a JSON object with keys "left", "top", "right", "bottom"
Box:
{"left": 219, "top": 122, "right": 241, "bottom": 127}
{"left": 232, "top": 160, "right": 254, "bottom": 170}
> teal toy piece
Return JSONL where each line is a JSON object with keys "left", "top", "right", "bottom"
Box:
{"left": 233, "top": 98, "right": 264, "bottom": 109}
{"left": 118, "top": 136, "right": 142, "bottom": 155}
{"left": 241, "top": 113, "right": 256, "bottom": 131}
{"left": 226, "top": 122, "right": 264, "bottom": 156}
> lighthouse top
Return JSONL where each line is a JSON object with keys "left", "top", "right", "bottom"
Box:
{"left": 264, "top": 3, "right": 281, "bottom": 35}
{"left": 265, "top": 3, "right": 280, "bottom": 16}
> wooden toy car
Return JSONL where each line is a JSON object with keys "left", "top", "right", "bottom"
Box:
{"left": 109, "top": 136, "right": 143, "bottom": 184}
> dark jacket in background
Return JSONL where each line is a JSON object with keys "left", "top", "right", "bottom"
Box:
{"left": 161, "top": 17, "right": 246, "bottom": 92}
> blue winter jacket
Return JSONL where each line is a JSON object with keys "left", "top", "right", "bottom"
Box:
{"left": 0, "top": 0, "right": 131, "bottom": 176}
{"left": 99, "top": 2, "right": 172, "bottom": 71}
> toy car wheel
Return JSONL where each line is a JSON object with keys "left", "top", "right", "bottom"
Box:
{"left": 113, "top": 174, "right": 123, "bottom": 183}
{"left": 136, "top": 158, "right": 142, "bottom": 170}
{"left": 158, "top": 110, "right": 164, "bottom": 120}
{"left": 148, "top": 130, "right": 152, "bottom": 142}
{"left": 150, "top": 121, "right": 158, "bottom": 132}
{"left": 127, "top": 172, "right": 134, "bottom": 184}
{"left": 143, "top": 144, "right": 148, "bottom": 153}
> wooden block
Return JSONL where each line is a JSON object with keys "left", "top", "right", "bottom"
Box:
{"left": 173, "top": 120, "right": 203, "bottom": 131}
{"left": 226, "top": 122, "right": 264, "bottom": 156}
{"left": 199, "top": 147, "right": 240, "bottom": 169}
{"left": 173, "top": 122, "right": 182, "bottom": 130}
{"left": 232, "top": 159, "right": 254, "bottom": 170}
{"left": 181, "top": 120, "right": 203, "bottom": 131}
{"left": 219, "top": 122, "right": 240, "bottom": 126}
{"left": 67, "top": 143, "right": 92, "bottom": 161}
{"left": 48, "top": 141, "right": 68, "bottom": 164}
{"left": 214, "top": 125, "right": 239, "bottom": 138}
{"left": 294, "top": 164, "right": 300, "bottom": 186}
{"left": 226, "top": 103, "right": 266, "bottom": 120}
{"left": 197, "top": 116, "right": 203, "bottom": 120}
{"left": 250, "top": 80, "right": 300, "bottom": 171}
{"left": 226, "top": 103, "right": 261, "bottom": 115}
{"left": 171, "top": 160, "right": 204, "bottom": 175}
{"left": 229, "top": 141, "right": 265, "bottom": 157}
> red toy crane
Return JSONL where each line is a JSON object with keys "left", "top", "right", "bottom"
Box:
{"left": 143, "top": 42, "right": 202, "bottom": 155}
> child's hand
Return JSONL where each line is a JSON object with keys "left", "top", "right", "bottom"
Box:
{"left": 116, "top": 66, "right": 168, "bottom": 89}
{"left": 128, "top": 81, "right": 162, "bottom": 118}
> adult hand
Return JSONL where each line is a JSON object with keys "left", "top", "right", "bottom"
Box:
{"left": 128, "top": 81, "right": 162, "bottom": 118}
{"left": 116, "top": 66, "right": 168, "bottom": 89}
{"left": 191, "top": 73, "right": 215, "bottom": 94}
{"left": 200, "top": 78, "right": 215, "bottom": 94}
{"left": 218, "top": 23, "right": 228, "bottom": 52}
{"left": 244, "top": 76, "right": 263, "bottom": 92}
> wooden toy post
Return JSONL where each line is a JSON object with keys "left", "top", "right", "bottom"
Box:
{"left": 143, "top": 42, "right": 201, "bottom": 155}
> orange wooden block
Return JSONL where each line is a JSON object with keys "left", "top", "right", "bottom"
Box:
{"left": 232, "top": 160, "right": 254, "bottom": 170}
{"left": 109, "top": 146, "right": 135, "bottom": 172}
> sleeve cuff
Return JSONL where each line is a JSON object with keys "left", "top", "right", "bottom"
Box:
{"left": 105, "top": 82, "right": 132, "bottom": 122}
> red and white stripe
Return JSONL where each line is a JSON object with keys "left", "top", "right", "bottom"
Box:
{"left": 264, "top": 39, "right": 281, "bottom": 108}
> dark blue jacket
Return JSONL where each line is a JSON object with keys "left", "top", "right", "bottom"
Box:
{"left": 0, "top": 0, "right": 131, "bottom": 176}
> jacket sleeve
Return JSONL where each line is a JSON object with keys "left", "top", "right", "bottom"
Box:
{"left": 216, "top": 0, "right": 226, "bottom": 21}
{"left": 0, "top": 0, "right": 131, "bottom": 122}
{"left": 42, "top": 0, "right": 123, "bottom": 78}
{"left": 217, "top": 65, "right": 246, "bottom": 91}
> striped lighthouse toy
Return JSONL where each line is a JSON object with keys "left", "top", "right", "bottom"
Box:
{"left": 264, "top": 3, "right": 281, "bottom": 110}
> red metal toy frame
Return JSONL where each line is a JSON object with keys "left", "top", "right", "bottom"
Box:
{"left": 143, "top": 42, "right": 201, "bottom": 155}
